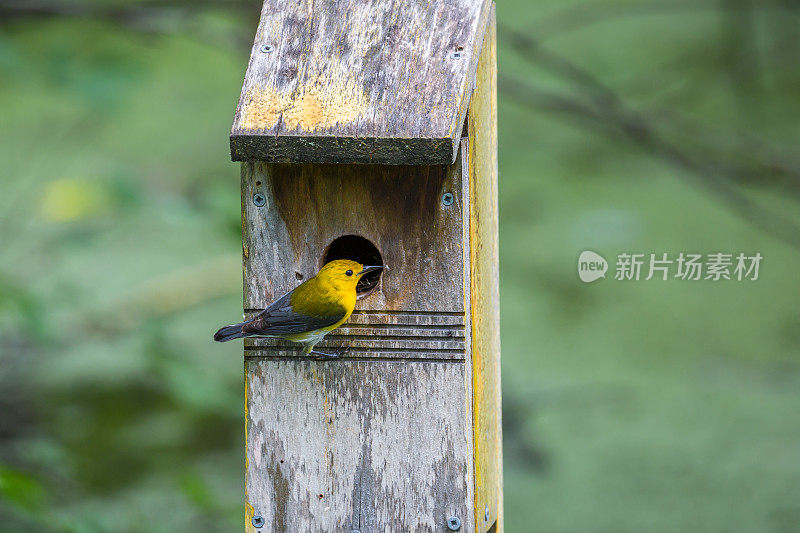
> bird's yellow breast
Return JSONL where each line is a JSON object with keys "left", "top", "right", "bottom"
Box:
{"left": 289, "top": 273, "right": 357, "bottom": 321}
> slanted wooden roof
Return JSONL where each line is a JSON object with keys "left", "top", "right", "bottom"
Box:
{"left": 230, "top": 0, "right": 492, "bottom": 165}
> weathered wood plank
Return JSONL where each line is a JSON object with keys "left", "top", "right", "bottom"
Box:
{"left": 241, "top": 143, "right": 476, "bottom": 529}
{"left": 236, "top": 5, "right": 501, "bottom": 528}
{"left": 245, "top": 360, "right": 474, "bottom": 532}
{"left": 231, "top": 0, "right": 491, "bottom": 164}
{"left": 467, "top": 9, "right": 502, "bottom": 532}
{"left": 241, "top": 161, "right": 466, "bottom": 314}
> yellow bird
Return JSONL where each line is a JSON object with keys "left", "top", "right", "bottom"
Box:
{"left": 213, "top": 260, "right": 383, "bottom": 359}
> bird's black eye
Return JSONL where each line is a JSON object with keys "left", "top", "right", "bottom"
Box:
{"left": 345, "top": 269, "right": 353, "bottom": 276}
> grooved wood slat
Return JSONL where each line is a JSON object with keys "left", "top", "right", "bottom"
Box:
{"left": 243, "top": 310, "right": 468, "bottom": 359}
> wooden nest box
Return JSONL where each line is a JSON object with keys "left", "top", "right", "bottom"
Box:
{"left": 232, "top": 0, "right": 500, "bottom": 531}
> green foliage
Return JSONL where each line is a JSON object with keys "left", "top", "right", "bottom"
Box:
{"left": 0, "top": 466, "right": 45, "bottom": 513}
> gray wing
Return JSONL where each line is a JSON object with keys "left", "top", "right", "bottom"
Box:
{"left": 242, "top": 290, "right": 346, "bottom": 336}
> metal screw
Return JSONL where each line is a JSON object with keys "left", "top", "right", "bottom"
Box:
{"left": 442, "top": 192, "right": 454, "bottom": 206}
{"left": 252, "top": 514, "right": 265, "bottom": 528}
{"left": 446, "top": 516, "right": 461, "bottom": 531}
{"left": 485, "top": 504, "right": 490, "bottom": 521}
{"left": 260, "top": 44, "right": 274, "bottom": 53}
{"left": 253, "top": 192, "right": 266, "bottom": 207}
{"left": 450, "top": 50, "right": 463, "bottom": 59}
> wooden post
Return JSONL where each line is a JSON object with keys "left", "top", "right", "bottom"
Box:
{"left": 231, "top": 1, "right": 500, "bottom": 531}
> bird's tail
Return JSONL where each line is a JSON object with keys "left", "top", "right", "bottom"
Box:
{"left": 214, "top": 322, "right": 246, "bottom": 342}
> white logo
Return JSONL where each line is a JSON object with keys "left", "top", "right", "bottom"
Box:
{"left": 578, "top": 250, "right": 608, "bottom": 283}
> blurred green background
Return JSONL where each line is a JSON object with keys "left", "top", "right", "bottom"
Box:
{"left": 2, "top": 1, "right": 799, "bottom": 531}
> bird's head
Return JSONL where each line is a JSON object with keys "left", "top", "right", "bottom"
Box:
{"left": 317, "top": 259, "right": 384, "bottom": 293}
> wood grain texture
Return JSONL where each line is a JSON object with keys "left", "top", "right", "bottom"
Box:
{"left": 241, "top": 146, "right": 476, "bottom": 530}
{"left": 245, "top": 359, "right": 473, "bottom": 532}
{"left": 237, "top": 4, "right": 502, "bottom": 528}
{"left": 240, "top": 160, "right": 466, "bottom": 317}
{"left": 230, "top": 0, "right": 491, "bottom": 164}
{"left": 467, "top": 9, "right": 502, "bottom": 532}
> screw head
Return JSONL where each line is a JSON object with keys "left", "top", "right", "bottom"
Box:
{"left": 442, "top": 192, "right": 454, "bottom": 206}
{"left": 252, "top": 514, "right": 265, "bottom": 528}
{"left": 252, "top": 193, "right": 266, "bottom": 207}
{"left": 260, "top": 44, "right": 274, "bottom": 53}
{"left": 446, "top": 516, "right": 461, "bottom": 531}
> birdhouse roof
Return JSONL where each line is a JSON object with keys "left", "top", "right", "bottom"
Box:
{"left": 230, "top": 0, "right": 493, "bottom": 165}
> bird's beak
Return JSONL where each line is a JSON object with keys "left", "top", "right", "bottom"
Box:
{"left": 360, "top": 265, "right": 384, "bottom": 276}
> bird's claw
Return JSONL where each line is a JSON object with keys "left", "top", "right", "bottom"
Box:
{"left": 311, "top": 346, "right": 349, "bottom": 361}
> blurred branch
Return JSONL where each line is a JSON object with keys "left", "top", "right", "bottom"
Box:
{"left": 643, "top": 107, "right": 800, "bottom": 196}
{"left": 500, "top": 21, "right": 621, "bottom": 106}
{"left": 499, "top": 21, "right": 800, "bottom": 250}
{"left": 500, "top": 74, "right": 800, "bottom": 250}
{"left": 500, "top": 21, "right": 800, "bottom": 187}
{"left": 0, "top": 0, "right": 259, "bottom": 50}
{"left": 0, "top": 0, "right": 257, "bottom": 17}
{"left": 0, "top": 0, "right": 258, "bottom": 34}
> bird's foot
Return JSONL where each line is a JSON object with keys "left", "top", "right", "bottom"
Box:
{"left": 310, "top": 346, "right": 349, "bottom": 361}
